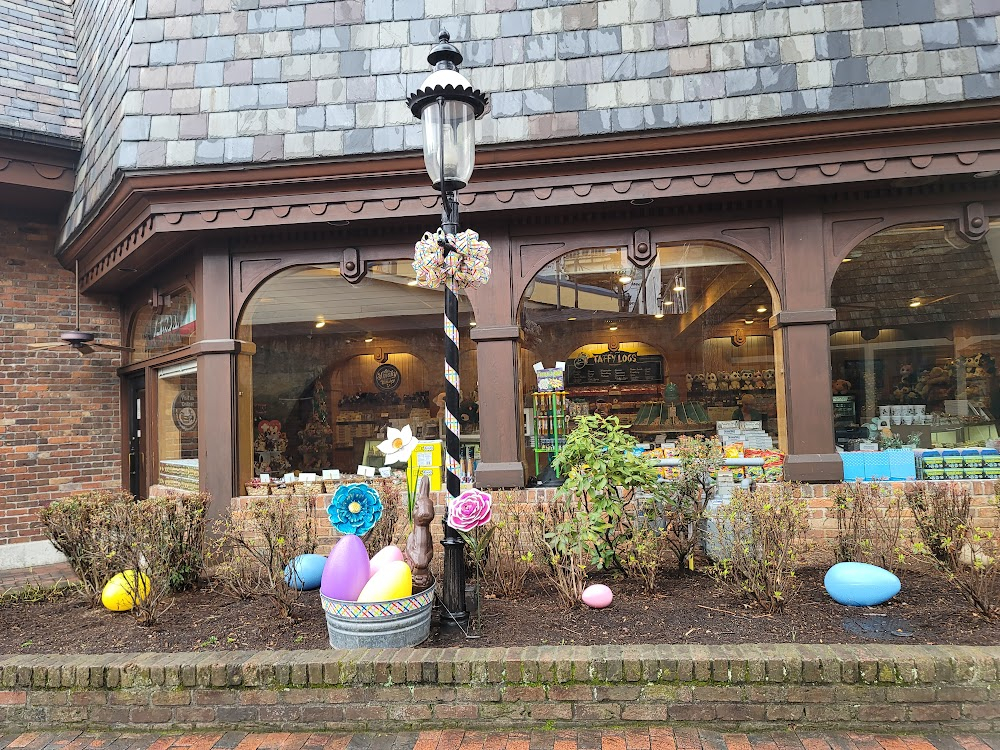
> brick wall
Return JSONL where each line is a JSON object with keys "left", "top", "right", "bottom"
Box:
{"left": 0, "top": 644, "right": 995, "bottom": 731}
{"left": 0, "top": 215, "right": 122, "bottom": 548}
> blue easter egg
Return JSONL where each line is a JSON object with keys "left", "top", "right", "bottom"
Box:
{"left": 824, "top": 562, "right": 900, "bottom": 607}
{"left": 284, "top": 553, "right": 326, "bottom": 591}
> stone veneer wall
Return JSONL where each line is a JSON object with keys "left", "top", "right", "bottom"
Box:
{"left": 0, "top": 0, "right": 81, "bottom": 138}
{"left": 0, "top": 215, "right": 122, "bottom": 561}
{"left": 0, "top": 644, "right": 996, "bottom": 731}
{"left": 96, "top": 2, "right": 1000, "bottom": 218}
{"left": 61, "top": 0, "right": 135, "bottom": 243}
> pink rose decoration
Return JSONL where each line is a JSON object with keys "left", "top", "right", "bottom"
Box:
{"left": 447, "top": 489, "right": 493, "bottom": 532}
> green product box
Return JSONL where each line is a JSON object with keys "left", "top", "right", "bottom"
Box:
{"left": 963, "top": 467, "right": 984, "bottom": 479}
{"left": 962, "top": 451, "right": 983, "bottom": 467}
{"left": 921, "top": 454, "right": 943, "bottom": 469}
{"left": 922, "top": 468, "right": 945, "bottom": 480}
{"left": 944, "top": 467, "right": 965, "bottom": 479}
{"left": 984, "top": 467, "right": 1000, "bottom": 479}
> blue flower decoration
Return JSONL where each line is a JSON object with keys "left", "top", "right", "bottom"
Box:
{"left": 328, "top": 483, "right": 383, "bottom": 536}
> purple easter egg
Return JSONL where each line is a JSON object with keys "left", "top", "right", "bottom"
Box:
{"left": 581, "top": 584, "right": 613, "bottom": 609}
{"left": 320, "top": 534, "right": 370, "bottom": 601}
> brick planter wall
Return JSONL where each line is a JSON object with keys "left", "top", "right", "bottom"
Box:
{"left": 0, "top": 645, "right": 996, "bottom": 732}
{"left": 232, "top": 479, "right": 999, "bottom": 555}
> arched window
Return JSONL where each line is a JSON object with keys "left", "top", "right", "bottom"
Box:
{"left": 831, "top": 220, "right": 1000, "bottom": 452}
{"left": 238, "top": 262, "right": 478, "bottom": 482}
{"left": 519, "top": 243, "right": 780, "bottom": 482}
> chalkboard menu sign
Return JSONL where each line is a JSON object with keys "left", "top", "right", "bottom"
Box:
{"left": 566, "top": 350, "right": 665, "bottom": 387}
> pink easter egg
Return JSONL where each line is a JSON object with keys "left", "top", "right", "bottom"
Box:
{"left": 369, "top": 545, "right": 405, "bottom": 580}
{"left": 357, "top": 560, "right": 412, "bottom": 602}
{"left": 320, "top": 534, "right": 370, "bottom": 601}
{"left": 581, "top": 584, "right": 613, "bottom": 609}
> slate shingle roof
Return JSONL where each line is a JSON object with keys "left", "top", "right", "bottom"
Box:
{"left": 0, "top": 0, "right": 80, "bottom": 140}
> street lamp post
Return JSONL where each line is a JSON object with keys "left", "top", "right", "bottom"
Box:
{"left": 407, "top": 30, "right": 490, "bottom": 630}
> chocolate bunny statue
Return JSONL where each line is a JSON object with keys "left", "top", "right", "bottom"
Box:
{"left": 405, "top": 475, "right": 435, "bottom": 591}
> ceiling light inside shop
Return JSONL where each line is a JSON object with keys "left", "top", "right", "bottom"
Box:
{"left": 842, "top": 257, "right": 853, "bottom": 263}
{"left": 654, "top": 312, "right": 664, "bottom": 319}
{"left": 663, "top": 299, "right": 673, "bottom": 306}
{"left": 609, "top": 325, "right": 618, "bottom": 331}
{"left": 909, "top": 300, "right": 921, "bottom": 308}
{"left": 618, "top": 272, "right": 633, "bottom": 284}
{"left": 470, "top": 322, "right": 477, "bottom": 327}
{"left": 757, "top": 306, "right": 767, "bottom": 313}
{"left": 672, "top": 273, "right": 685, "bottom": 292}
{"left": 315, "top": 320, "right": 326, "bottom": 328}
{"left": 744, "top": 319, "right": 754, "bottom": 325}
{"left": 567, "top": 316, "right": 577, "bottom": 321}
{"left": 364, "top": 336, "right": 374, "bottom": 342}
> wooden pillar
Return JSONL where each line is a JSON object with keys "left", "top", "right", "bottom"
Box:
{"left": 470, "top": 325, "right": 525, "bottom": 487}
{"left": 196, "top": 249, "right": 239, "bottom": 519}
{"left": 776, "top": 202, "right": 843, "bottom": 481}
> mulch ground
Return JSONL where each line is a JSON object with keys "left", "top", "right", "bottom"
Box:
{"left": 0, "top": 565, "right": 997, "bottom": 654}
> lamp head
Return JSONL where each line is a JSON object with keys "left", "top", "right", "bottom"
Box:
{"left": 407, "top": 31, "right": 490, "bottom": 192}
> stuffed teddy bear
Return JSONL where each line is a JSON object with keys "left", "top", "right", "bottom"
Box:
{"left": 763, "top": 369, "right": 776, "bottom": 388}
{"left": 832, "top": 379, "right": 852, "bottom": 395}
{"left": 706, "top": 372, "right": 717, "bottom": 391}
{"left": 685, "top": 373, "right": 694, "bottom": 388}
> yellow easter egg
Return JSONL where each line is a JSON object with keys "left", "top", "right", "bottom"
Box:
{"left": 356, "top": 560, "right": 412, "bottom": 602}
{"left": 101, "top": 570, "right": 151, "bottom": 612}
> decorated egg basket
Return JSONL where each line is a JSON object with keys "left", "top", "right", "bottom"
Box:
{"left": 320, "top": 579, "right": 436, "bottom": 649}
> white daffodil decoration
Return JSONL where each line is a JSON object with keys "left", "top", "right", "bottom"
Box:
{"left": 377, "top": 424, "right": 418, "bottom": 465}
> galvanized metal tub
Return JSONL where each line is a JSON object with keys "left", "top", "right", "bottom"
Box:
{"left": 320, "top": 580, "right": 435, "bottom": 649}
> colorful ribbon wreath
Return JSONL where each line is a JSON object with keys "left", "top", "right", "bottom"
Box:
{"left": 412, "top": 228, "right": 492, "bottom": 290}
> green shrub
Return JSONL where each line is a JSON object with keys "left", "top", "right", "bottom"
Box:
{"left": 832, "top": 481, "right": 905, "bottom": 572}
{"left": 550, "top": 414, "right": 660, "bottom": 575}
{"left": 40, "top": 489, "right": 128, "bottom": 604}
{"left": 103, "top": 493, "right": 209, "bottom": 624}
{"left": 40, "top": 489, "right": 209, "bottom": 621}
{"left": 651, "top": 435, "right": 725, "bottom": 571}
{"left": 712, "top": 483, "right": 810, "bottom": 613}
{"left": 908, "top": 482, "right": 999, "bottom": 619}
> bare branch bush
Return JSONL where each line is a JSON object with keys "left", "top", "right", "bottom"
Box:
{"left": 212, "top": 494, "right": 317, "bottom": 617}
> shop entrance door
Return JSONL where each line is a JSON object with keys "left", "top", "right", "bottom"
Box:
{"left": 126, "top": 374, "right": 146, "bottom": 498}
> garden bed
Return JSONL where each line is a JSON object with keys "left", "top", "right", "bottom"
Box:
{"left": 2, "top": 564, "right": 997, "bottom": 654}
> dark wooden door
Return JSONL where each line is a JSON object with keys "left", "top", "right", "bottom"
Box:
{"left": 126, "top": 375, "right": 146, "bottom": 498}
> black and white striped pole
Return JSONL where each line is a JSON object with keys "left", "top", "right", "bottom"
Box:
{"left": 408, "top": 31, "right": 490, "bottom": 630}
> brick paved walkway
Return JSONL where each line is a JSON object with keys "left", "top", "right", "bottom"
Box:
{"left": 0, "top": 562, "right": 76, "bottom": 593}
{"left": 0, "top": 730, "right": 997, "bottom": 750}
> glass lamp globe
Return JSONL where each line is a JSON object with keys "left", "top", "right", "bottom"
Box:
{"left": 407, "top": 31, "right": 489, "bottom": 193}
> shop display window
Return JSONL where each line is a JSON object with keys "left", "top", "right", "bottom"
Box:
{"left": 831, "top": 220, "right": 1000, "bottom": 456}
{"left": 156, "top": 360, "right": 199, "bottom": 492}
{"left": 129, "top": 287, "right": 197, "bottom": 361}
{"left": 519, "top": 243, "right": 779, "bottom": 482}
{"left": 238, "top": 262, "right": 478, "bottom": 483}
